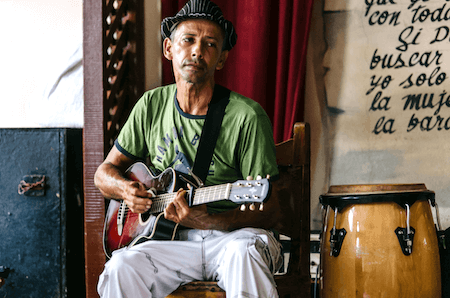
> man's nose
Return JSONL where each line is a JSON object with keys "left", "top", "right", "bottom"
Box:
{"left": 191, "top": 41, "right": 204, "bottom": 59}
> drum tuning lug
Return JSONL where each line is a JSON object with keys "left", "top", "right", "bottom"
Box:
{"left": 437, "top": 230, "right": 447, "bottom": 250}
{"left": 329, "top": 228, "right": 347, "bottom": 257}
{"left": 395, "top": 226, "right": 415, "bottom": 256}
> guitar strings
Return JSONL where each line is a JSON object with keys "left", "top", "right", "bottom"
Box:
{"left": 193, "top": 184, "right": 230, "bottom": 204}
{"left": 122, "top": 184, "right": 233, "bottom": 214}
{"left": 149, "top": 184, "right": 231, "bottom": 212}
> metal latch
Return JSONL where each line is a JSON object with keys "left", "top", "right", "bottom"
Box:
{"left": 18, "top": 175, "right": 46, "bottom": 196}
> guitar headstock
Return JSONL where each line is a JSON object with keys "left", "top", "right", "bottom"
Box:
{"left": 228, "top": 178, "right": 270, "bottom": 205}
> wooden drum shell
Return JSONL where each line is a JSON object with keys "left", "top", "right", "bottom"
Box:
{"left": 320, "top": 184, "right": 441, "bottom": 298}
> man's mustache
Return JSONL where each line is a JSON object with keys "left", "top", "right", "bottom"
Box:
{"left": 182, "top": 58, "right": 206, "bottom": 68}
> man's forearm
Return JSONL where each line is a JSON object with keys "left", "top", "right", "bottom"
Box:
{"left": 94, "top": 162, "right": 129, "bottom": 200}
{"left": 168, "top": 185, "right": 282, "bottom": 231}
{"left": 95, "top": 160, "right": 154, "bottom": 214}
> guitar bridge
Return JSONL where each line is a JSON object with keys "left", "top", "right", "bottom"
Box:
{"left": 117, "top": 201, "right": 127, "bottom": 236}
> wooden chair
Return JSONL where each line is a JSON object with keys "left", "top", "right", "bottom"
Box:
{"left": 167, "top": 122, "right": 311, "bottom": 298}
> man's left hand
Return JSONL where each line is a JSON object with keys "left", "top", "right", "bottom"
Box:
{"left": 164, "top": 188, "right": 211, "bottom": 229}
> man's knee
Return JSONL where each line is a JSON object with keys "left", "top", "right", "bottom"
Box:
{"left": 222, "top": 232, "right": 276, "bottom": 272}
{"left": 224, "top": 236, "right": 259, "bottom": 258}
{"left": 105, "top": 249, "right": 148, "bottom": 275}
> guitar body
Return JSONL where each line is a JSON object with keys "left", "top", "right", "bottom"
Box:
{"left": 102, "top": 162, "right": 271, "bottom": 258}
{"left": 103, "top": 164, "right": 182, "bottom": 258}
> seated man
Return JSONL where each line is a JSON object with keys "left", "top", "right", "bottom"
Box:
{"left": 95, "top": 0, "right": 283, "bottom": 297}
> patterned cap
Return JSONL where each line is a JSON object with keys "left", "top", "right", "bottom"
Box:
{"left": 161, "top": 0, "right": 237, "bottom": 51}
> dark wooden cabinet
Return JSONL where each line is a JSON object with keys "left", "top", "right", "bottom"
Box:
{"left": 0, "top": 128, "right": 85, "bottom": 297}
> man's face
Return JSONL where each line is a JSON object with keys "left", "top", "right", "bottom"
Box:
{"left": 164, "top": 19, "right": 229, "bottom": 85}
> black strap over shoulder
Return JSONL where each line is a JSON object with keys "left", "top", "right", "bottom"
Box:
{"left": 192, "top": 84, "right": 231, "bottom": 183}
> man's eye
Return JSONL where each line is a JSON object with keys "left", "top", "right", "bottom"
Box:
{"left": 208, "top": 43, "right": 217, "bottom": 48}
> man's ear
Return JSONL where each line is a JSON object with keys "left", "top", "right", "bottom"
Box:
{"left": 216, "top": 50, "right": 229, "bottom": 70}
{"left": 163, "top": 38, "right": 173, "bottom": 60}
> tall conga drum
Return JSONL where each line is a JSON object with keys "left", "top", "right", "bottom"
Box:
{"left": 320, "top": 184, "right": 441, "bottom": 298}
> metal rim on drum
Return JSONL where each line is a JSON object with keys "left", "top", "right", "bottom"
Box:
{"left": 320, "top": 183, "right": 435, "bottom": 212}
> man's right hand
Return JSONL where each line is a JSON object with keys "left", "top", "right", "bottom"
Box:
{"left": 121, "top": 180, "right": 153, "bottom": 213}
{"left": 94, "top": 145, "right": 154, "bottom": 214}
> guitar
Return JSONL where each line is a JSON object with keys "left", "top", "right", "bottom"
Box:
{"left": 103, "top": 162, "right": 271, "bottom": 258}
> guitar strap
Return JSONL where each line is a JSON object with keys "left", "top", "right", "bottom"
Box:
{"left": 191, "top": 84, "right": 231, "bottom": 184}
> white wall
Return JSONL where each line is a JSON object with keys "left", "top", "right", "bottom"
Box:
{"left": 0, "top": 0, "right": 162, "bottom": 128}
{"left": 0, "top": 0, "right": 83, "bottom": 128}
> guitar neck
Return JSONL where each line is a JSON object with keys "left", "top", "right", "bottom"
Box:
{"left": 148, "top": 183, "right": 232, "bottom": 214}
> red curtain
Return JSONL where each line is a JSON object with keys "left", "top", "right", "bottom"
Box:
{"left": 161, "top": 0, "right": 313, "bottom": 143}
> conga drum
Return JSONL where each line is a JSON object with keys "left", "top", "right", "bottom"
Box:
{"left": 319, "top": 184, "right": 441, "bottom": 298}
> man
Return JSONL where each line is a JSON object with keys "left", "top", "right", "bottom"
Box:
{"left": 95, "top": 0, "right": 283, "bottom": 297}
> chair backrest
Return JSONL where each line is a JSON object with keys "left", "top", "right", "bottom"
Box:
{"left": 275, "top": 122, "right": 311, "bottom": 275}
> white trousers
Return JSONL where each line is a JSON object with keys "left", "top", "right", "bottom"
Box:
{"left": 98, "top": 227, "right": 283, "bottom": 298}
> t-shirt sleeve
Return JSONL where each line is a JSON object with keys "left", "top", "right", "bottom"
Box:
{"left": 116, "top": 94, "right": 150, "bottom": 160}
{"left": 237, "top": 110, "right": 279, "bottom": 181}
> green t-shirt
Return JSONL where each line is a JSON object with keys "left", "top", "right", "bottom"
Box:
{"left": 116, "top": 84, "right": 278, "bottom": 213}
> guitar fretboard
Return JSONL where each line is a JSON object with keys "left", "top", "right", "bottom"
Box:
{"left": 148, "top": 183, "right": 232, "bottom": 214}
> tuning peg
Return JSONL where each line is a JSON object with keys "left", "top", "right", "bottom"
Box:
{"left": 266, "top": 174, "right": 271, "bottom": 179}
{"left": 259, "top": 203, "right": 264, "bottom": 211}
{"left": 240, "top": 204, "right": 246, "bottom": 211}
{"left": 249, "top": 203, "right": 256, "bottom": 211}
{"left": 256, "top": 175, "right": 262, "bottom": 180}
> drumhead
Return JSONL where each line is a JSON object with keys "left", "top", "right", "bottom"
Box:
{"left": 320, "top": 183, "right": 435, "bottom": 210}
